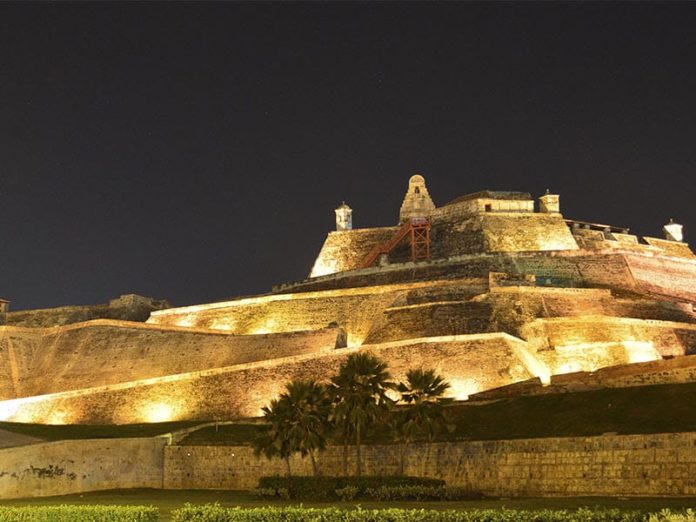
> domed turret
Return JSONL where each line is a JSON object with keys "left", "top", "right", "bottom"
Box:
{"left": 399, "top": 174, "right": 435, "bottom": 222}
{"left": 663, "top": 218, "right": 684, "bottom": 242}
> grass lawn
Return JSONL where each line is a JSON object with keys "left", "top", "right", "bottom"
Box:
{"left": 1, "top": 489, "right": 696, "bottom": 521}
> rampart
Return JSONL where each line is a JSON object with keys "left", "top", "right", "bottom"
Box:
{"left": 0, "top": 321, "right": 341, "bottom": 401}
{"left": 2, "top": 295, "right": 170, "bottom": 328}
{"left": 0, "top": 334, "right": 537, "bottom": 424}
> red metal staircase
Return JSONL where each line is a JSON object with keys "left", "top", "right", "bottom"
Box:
{"left": 360, "top": 217, "right": 431, "bottom": 269}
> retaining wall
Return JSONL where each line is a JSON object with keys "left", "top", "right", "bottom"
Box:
{"left": 165, "top": 432, "right": 696, "bottom": 496}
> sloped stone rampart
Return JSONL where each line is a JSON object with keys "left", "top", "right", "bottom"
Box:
{"left": 164, "top": 432, "right": 696, "bottom": 496}
{"left": 0, "top": 321, "right": 340, "bottom": 401}
{"left": 0, "top": 335, "right": 533, "bottom": 424}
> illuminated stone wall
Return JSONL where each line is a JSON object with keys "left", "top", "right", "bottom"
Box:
{"left": 4, "top": 295, "right": 169, "bottom": 328}
{"left": 0, "top": 321, "right": 340, "bottom": 401}
{"left": 310, "top": 227, "right": 398, "bottom": 277}
{"left": 148, "top": 279, "right": 487, "bottom": 346}
{"left": 289, "top": 250, "right": 696, "bottom": 304}
{"left": 3, "top": 431, "right": 696, "bottom": 499}
{"left": 0, "top": 334, "right": 537, "bottom": 424}
{"left": 0, "top": 437, "right": 165, "bottom": 499}
{"left": 165, "top": 432, "right": 696, "bottom": 496}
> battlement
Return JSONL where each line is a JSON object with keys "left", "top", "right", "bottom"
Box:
{"left": 309, "top": 176, "right": 692, "bottom": 279}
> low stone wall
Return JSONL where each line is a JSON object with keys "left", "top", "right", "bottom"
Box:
{"left": 0, "top": 437, "right": 165, "bottom": 499}
{"left": 164, "top": 432, "right": 696, "bottom": 497}
{"left": 3, "top": 432, "right": 696, "bottom": 499}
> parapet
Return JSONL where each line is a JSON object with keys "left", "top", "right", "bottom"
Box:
{"left": 3, "top": 294, "right": 171, "bottom": 328}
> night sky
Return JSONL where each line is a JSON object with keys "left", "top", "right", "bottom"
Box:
{"left": 2, "top": 2, "right": 696, "bottom": 310}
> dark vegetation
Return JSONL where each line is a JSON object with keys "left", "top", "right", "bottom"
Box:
{"left": 255, "top": 476, "right": 445, "bottom": 501}
{"left": 180, "top": 381, "right": 696, "bottom": 446}
{"left": 0, "top": 420, "right": 200, "bottom": 440}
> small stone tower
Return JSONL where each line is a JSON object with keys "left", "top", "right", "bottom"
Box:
{"left": 399, "top": 174, "right": 436, "bottom": 222}
{"left": 335, "top": 202, "right": 352, "bottom": 231}
{"left": 663, "top": 219, "right": 684, "bottom": 242}
{"left": 539, "top": 189, "right": 560, "bottom": 213}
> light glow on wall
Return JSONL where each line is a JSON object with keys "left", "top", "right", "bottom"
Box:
{"left": 447, "top": 378, "right": 479, "bottom": 400}
{"left": 140, "top": 401, "right": 179, "bottom": 423}
{"left": 623, "top": 340, "right": 660, "bottom": 364}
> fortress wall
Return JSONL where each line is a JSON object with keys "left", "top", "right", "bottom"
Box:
{"left": 165, "top": 432, "right": 696, "bottom": 496}
{"left": 0, "top": 330, "right": 42, "bottom": 400}
{"left": 624, "top": 254, "right": 696, "bottom": 303}
{"left": 479, "top": 214, "right": 579, "bottom": 252}
{"left": 148, "top": 279, "right": 491, "bottom": 346}
{"left": 364, "top": 302, "right": 493, "bottom": 343}
{"left": 0, "top": 437, "right": 165, "bottom": 499}
{"left": 0, "top": 322, "right": 340, "bottom": 400}
{"left": 523, "top": 317, "right": 696, "bottom": 357}
{"left": 473, "top": 356, "right": 696, "bottom": 400}
{"left": 149, "top": 292, "right": 402, "bottom": 347}
{"left": 0, "top": 335, "right": 534, "bottom": 424}
{"left": 310, "top": 227, "right": 399, "bottom": 277}
{"left": 4, "top": 296, "right": 170, "bottom": 328}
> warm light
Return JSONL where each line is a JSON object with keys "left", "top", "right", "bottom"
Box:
{"left": 623, "top": 340, "right": 660, "bottom": 364}
{"left": 250, "top": 317, "right": 280, "bottom": 335}
{"left": 141, "top": 401, "right": 177, "bottom": 423}
{"left": 174, "top": 316, "right": 196, "bottom": 328}
{"left": 447, "top": 378, "right": 479, "bottom": 400}
{"left": 511, "top": 344, "right": 552, "bottom": 385}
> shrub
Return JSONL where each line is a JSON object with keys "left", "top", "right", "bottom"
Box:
{"left": 256, "top": 475, "right": 445, "bottom": 500}
{"left": 171, "top": 506, "right": 648, "bottom": 522}
{"left": 334, "top": 486, "right": 359, "bottom": 501}
{"left": 649, "top": 510, "right": 696, "bottom": 522}
{"left": 364, "top": 485, "right": 482, "bottom": 501}
{"left": 0, "top": 505, "right": 159, "bottom": 522}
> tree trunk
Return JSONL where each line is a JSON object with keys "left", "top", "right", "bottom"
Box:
{"left": 399, "top": 442, "right": 406, "bottom": 475}
{"left": 342, "top": 441, "right": 348, "bottom": 477}
{"left": 310, "top": 450, "right": 318, "bottom": 476}
{"left": 356, "top": 423, "right": 362, "bottom": 477}
{"left": 284, "top": 456, "right": 291, "bottom": 477}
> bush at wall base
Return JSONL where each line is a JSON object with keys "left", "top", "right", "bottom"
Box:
{"left": 0, "top": 505, "right": 159, "bottom": 522}
{"left": 170, "top": 506, "right": 664, "bottom": 522}
{"left": 254, "top": 475, "right": 446, "bottom": 500}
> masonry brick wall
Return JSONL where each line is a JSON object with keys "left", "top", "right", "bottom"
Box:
{"left": 0, "top": 437, "right": 165, "bottom": 499}
{"left": 164, "top": 432, "right": 696, "bottom": 497}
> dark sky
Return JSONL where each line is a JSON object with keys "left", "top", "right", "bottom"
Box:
{"left": 2, "top": 2, "right": 696, "bottom": 310}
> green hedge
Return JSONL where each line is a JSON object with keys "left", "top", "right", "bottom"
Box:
{"left": 171, "top": 506, "right": 651, "bottom": 522}
{"left": 256, "top": 476, "right": 445, "bottom": 500}
{"left": 0, "top": 505, "right": 158, "bottom": 521}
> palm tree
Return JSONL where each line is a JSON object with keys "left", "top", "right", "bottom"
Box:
{"left": 281, "top": 379, "right": 332, "bottom": 476}
{"left": 253, "top": 397, "right": 294, "bottom": 476}
{"left": 393, "top": 368, "right": 453, "bottom": 474}
{"left": 253, "top": 379, "right": 332, "bottom": 476}
{"left": 330, "top": 352, "right": 394, "bottom": 477}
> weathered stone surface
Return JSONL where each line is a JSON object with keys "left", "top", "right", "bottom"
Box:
{"left": 0, "top": 437, "right": 164, "bottom": 499}
{"left": 166, "top": 432, "right": 696, "bottom": 497}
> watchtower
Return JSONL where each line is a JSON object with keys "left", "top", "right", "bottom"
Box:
{"left": 399, "top": 174, "right": 435, "bottom": 222}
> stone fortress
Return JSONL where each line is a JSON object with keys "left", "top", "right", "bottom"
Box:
{"left": 1, "top": 175, "right": 696, "bottom": 426}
